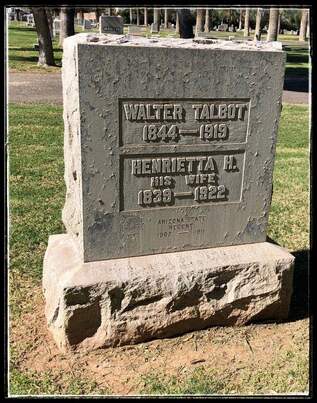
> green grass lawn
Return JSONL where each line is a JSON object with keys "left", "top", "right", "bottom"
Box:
{"left": 8, "top": 22, "right": 63, "bottom": 72}
{"left": 8, "top": 21, "right": 97, "bottom": 72}
{"left": 8, "top": 21, "right": 309, "bottom": 78}
{"left": 8, "top": 102, "right": 309, "bottom": 395}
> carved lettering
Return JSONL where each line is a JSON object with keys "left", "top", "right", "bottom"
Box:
{"left": 122, "top": 99, "right": 248, "bottom": 211}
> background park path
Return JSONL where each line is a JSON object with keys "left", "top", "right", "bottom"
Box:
{"left": 8, "top": 71, "right": 309, "bottom": 105}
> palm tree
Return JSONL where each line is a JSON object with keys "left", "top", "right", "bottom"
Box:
{"left": 153, "top": 8, "right": 160, "bottom": 26}
{"left": 144, "top": 8, "right": 147, "bottom": 26}
{"left": 136, "top": 8, "right": 140, "bottom": 26}
{"left": 176, "top": 10, "right": 179, "bottom": 33}
{"left": 277, "top": 9, "right": 283, "bottom": 34}
{"left": 204, "top": 8, "right": 210, "bottom": 32}
{"left": 267, "top": 8, "right": 279, "bottom": 41}
{"left": 299, "top": 9, "right": 309, "bottom": 41}
{"left": 164, "top": 8, "right": 168, "bottom": 28}
{"left": 238, "top": 8, "right": 243, "bottom": 30}
{"left": 254, "top": 8, "right": 262, "bottom": 40}
{"left": 195, "top": 8, "right": 205, "bottom": 35}
{"left": 244, "top": 8, "right": 250, "bottom": 37}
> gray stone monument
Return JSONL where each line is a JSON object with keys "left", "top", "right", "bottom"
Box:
{"left": 99, "top": 16, "right": 124, "bottom": 34}
{"left": 43, "top": 34, "right": 294, "bottom": 353}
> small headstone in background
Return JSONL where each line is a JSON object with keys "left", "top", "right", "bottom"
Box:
{"left": 150, "top": 22, "right": 159, "bottom": 33}
{"left": 218, "top": 23, "right": 229, "bottom": 32}
{"left": 196, "top": 31, "right": 214, "bottom": 38}
{"left": 127, "top": 25, "right": 143, "bottom": 35}
{"left": 99, "top": 16, "right": 124, "bottom": 34}
{"left": 83, "top": 19, "right": 92, "bottom": 30}
{"left": 26, "top": 13, "right": 34, "bottom": 27}
{"left": 33, "top": 38, "right": 39, "bottom": 50}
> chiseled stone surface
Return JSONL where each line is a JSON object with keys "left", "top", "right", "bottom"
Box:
{"left": 61, "top": 34, "right": 285, "bottom": 262}
{"left": 43, "top": 234, "right": 294, "bottom": 352}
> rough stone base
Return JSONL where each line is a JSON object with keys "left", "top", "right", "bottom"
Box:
{"left": 43, "top": 234, "right": 294, "bottom": 352}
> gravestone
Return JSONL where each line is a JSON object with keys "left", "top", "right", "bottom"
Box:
{"left": 26, "top": 14, "right": 34, "bottom": 27}
{"left": 195, "top": 31, "right": 214, "bottom": 39}
{"left": 218, "top": 23, "right": 229, "bottom": 32}
{"left": 127, "top": 25, "right": 145, "bottom": 35}
{"left": 43, "top": 34, "right": 294, "bottom": 352}
{"left": 151, "top": 22, "right": 160, "bottom": 33}
{"left": 99, "top": 16, "right": 124, "bottom": 34}
{"left": 53, "top": 18, "right": 60, "bottom": 37}
{"left": 33, "top": 39, "right": 39, "bottom": 50}
{"left": 83, "top": 19, "right": 92, "bottom": 30}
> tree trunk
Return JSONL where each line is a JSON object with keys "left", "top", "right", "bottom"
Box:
{"left": 176, "top": 10, "right": 179, "bottom": 33}
{"left": 299, "top": 9, "right": 308, "bottom": 41}
{"left": 277, "top": 11, "right": 281, "bottom": 34}
{"left": 254, "top": 8, "right": 262, "bottom": 40}
{"left": 177, "top": 9, "right": 194, "bottom": 38}
{"left": 239, "top": 9, "right": 243, "bottom": 30}
{"left": 144, "top": 8, "right": 147, "bottom": 26}
{"left": 204, "top": 8, "right": 210, "bottom": 32}
{"left": 59, "top": 7, "right": 75, "bottom": 47}
{"left": 129, "top": 8, "right": 133, "bottom": 24}
{"left": 136, "top": 8, "right": 140, "bottom": 26}
{"left": 267, "top": 8, "right": 279, "bottom": 41}
{"left": 244, "top": 8, "right": 250, "bottom": 37}
{"left": 164, "top": 8, "right": 168, "bottom": 29}
{"left": 31, "top": 7, "right": 55, "bottom": 66}
{"left": 95, "top": 9, "right": 101, "bottom": 23}
{"left": 45, "top": 7, "right": 54, "bottom": 38}
{"left": 153, "top": 8, "right": 160, "bottom": 25}
{"left": 195, "top": 8, "right": 205, "bottom": 35}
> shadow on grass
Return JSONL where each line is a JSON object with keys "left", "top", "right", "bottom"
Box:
{"left": 286, "top": 53, "right": 309, "bottom": 64}
{"left": 10, "top": 47, "right": 38, "bottom": 51}
{"left": 9, "top": 26, "right": 36, "bottom": 32}
{"left": 257, "top": 238, "right": 309, "bottom": 324}
{"left": 284, "top": 71, "right": 308, "bottom": 92}
{"left": 285, "top": 67, "right": 309, "bottom": 78}
{"left": 10, "top": 55, "right": 39, "bottom": 63}
{"left": 10, "top": 46, "right": 62, "bottom": 52}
